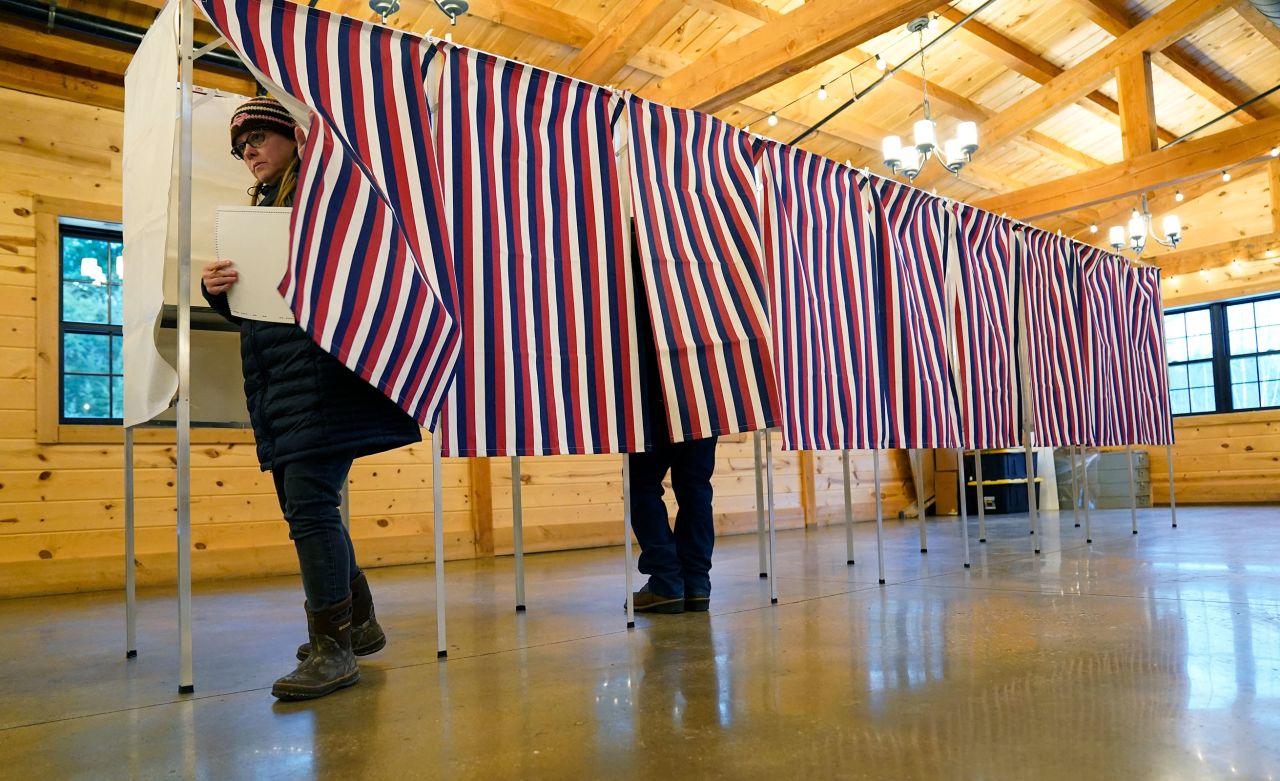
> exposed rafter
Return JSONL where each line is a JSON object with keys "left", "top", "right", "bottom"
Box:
{"left": 563, "top": 0, "right": 682, "bottom": 84}
{"left": 1235, "top": 0, "right": 1280, "bottom": 50}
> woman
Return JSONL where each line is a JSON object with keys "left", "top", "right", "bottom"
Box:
{"left": 202, "top": 96, "right": 421, "bottom": 701}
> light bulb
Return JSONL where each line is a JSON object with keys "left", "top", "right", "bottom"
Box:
{"left": 767, "top": 112, "right": 778, "bottom": 127}
{"left": 1162, "top": 214, "right": 1181, "bottom": 238}
{"left": 943, "top": 138, "right": 963, "bottom": 165}
{"left": 1174, "top": 189, "right": 1184, "bottom": 202}
{"left": 1272, "top": 146, "right": 1279, "bottom": 157}
{"left": 928, "top": 14, "right": 939, "bottom": 31}
{"left": 1090, "top": 223, "right": 1098, "bottom": 234}
{"left": 956, "top": 121, "right": 978, "bottom": 153}
{"left": 1128, "top": 211, "right": 1146, "bottom": 241}
{"left": 913, "top": 119, "right": 936, "bottom": 152}
{"left": 1108, "top": 225, "right": 1126, "bottom": 249}
{"left": 1222, "top": 170, "right": 1231, "bottom": 182}
{"left": 882, "top": 135, "right": 902, "bottom": 164}
{"left": 816, "top": 84, "right": 827, "bottom": 101}
{"left": 875, "top": 54, "right": 886, "bottom": 71}
{"left": 899, "top": 146, "right": 922, "bottom": 178}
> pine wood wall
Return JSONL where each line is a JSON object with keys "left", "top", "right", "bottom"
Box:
{"left": 0, "top": 87, "right": 916, "bottom": 600}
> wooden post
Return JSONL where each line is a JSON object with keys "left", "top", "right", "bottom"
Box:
{"left": 798, "top": 451, "right": 818, "bottom": 528}
{"left": 468, "top": 457, "right": 494, "bottom": 557}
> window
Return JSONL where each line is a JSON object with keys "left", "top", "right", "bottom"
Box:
{"left": 1164, "top": 293, "right": 1280, "bottom": 416}
{"left": 58, "top": 220, "right": 123, "bottom": 424}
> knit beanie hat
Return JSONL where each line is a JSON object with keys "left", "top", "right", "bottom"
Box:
{"left": 229, "top": 96, "right": 297, "bottom": 144}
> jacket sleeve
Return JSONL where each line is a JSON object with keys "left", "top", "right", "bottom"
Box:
{"left": 201, "top": 280, "right": 244, "bottom": 327}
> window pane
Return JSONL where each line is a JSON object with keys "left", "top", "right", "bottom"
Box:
{"left": 1258, "top": 326, "right": 1280, "bottom": 353}
{"left": 1229, "top": 328, "right": 1257, "bottom": 355}
{"left": 1166, "top": 337, "right": 1187, "bottom": 362}
{"left": 1188, "top": 334, "right": 1212, "bottom": 360}
{"left": 62, "top": 236, "right": 110, "bottom": 282}
{"left": 1261, "top": 381, "right": 1280, "bottom": 408}
{"left": 1186, "top": 309, "right": 1212, "bottom": 336}
{"left": 1190, "top": 386, "right": 1216, "bottom": 413}
{"left": 62, "top": 281, "right": 108, "bottom": 324}
{"left": 1168, "top": 364, "right": 1188, "bottom": 390}
{"left": 110, "top": 334, "right": 123, "bottom": 375}
{"left": 1187, "top": 360, "right": 1213, "bottom": 388}
{"left": 1257, "top": 299, "right": 1280, "bottom": 327}
{"left": 62, "top": 332, "right": 110, "bottom": 374}
{"left": 1165, "top": 313, "right": 1185, "bottom": 338}
{"left": 1228, "top": 302, "right": 1256, "bottom": 331}
{"left": 1260, "top": 355, "right": 1280, "bottom": 383}
{"left": 108, "top": 283, "right": 123, "bottom": 327}
{"left": 1170, "top": 389, "right": 1190, "bottom": 415}
{"left": 1231, "top": 357, "right": 1258, "bottom": 384}
{"left": 109, "top": 243, "right": 124, "bottom": 284}
{"left": 63, "top": 374, "right": 111, "bottom": 419}
{"left": 1233, "top": 383, "right": 1260, "bottom": 410}
{"left": 111, "top": 375, "right": 124, "bottom": 420}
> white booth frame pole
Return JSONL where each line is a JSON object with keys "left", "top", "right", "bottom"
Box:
{"left": 175, "top": 0, "right": 196, "bottom": 695}
{"left": 512, "top": 456, "right": 526, "bottom": 612}
{"left": 124, "top": 426, "right": 137, "bottom": 659}
{"left": 873, "top": 448, "right": 886, "bottom": 585}
{"left": 1127, "top": 445, "right": 1138, "bottom": 536}
{"left": 1024, "top": 432, "right": 1039, "bottom": 555}
{"left": 957, "top": 449, "right": 970, "bottom": 569}
{"left": 1082, "top": 445, "right": 1093, "bottom": 544}
{"left": 974, "top": 449, "right": 987, "bottom": 543}
{"left": 915, "top": 449, "right": 927, "bottom": 554}
{"left": 1167, "top": 444, "right": 1178, "bottom": 529}
{"left": 622, "top": 454, "right": 635, "bottom": 629}
{"left": 433, "top": 434, "right": 447, "bottom": 658}
{"left": 764, "top": 429, "right": 779, "bottom": 605}
{"left": 1070, "top": 444, "right": 1081, "bottom": 528}
{"left": 754, "top": 430, "right": 767, "bottom": 578}
{"left": 842, "top": 449, "right": 854, "bottom": 565}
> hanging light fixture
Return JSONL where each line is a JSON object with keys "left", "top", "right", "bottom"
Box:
{"left": 1108, "top": 194, "right": 1182, "bottom": 256}
{"left": 880, "top": 17, "right": 978, "bottom": 180}
{"left": 816, "top": 84, "right": 828, "bottom": 101}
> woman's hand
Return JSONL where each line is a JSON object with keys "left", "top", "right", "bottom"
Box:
{"left": 202, "top": 259, "right": 238, "bottom": 295}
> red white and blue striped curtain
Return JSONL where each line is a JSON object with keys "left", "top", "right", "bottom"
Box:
{"left": 756, "top": 142, "right": 883, "bottom": 451}
{"left": 869, "top": 177, "right": 961, "bottom": 449}
{"left": 951, "top": 204, "right": 1020, "bottom": 449}
{"left": 198, "top": 0, "right": 460, "bottom": 428}
{"left": 1018, "top": 228, "right": 1087, "bottom": 446}
{"left": 1079, "top": 244, "right": 1136, "bottom": 447}
{"left": 626, "top": 97, "right": 780, "bottom": 442}
{"left": 432, "top": 44, "right": 643, "bottom": 456}
{"left": 1126, "top": 266, "right": 1174, "bottom": 445}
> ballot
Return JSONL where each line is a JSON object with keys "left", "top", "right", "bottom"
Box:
{"left": 213, "top": 206, "right": 296, "bottom": 324}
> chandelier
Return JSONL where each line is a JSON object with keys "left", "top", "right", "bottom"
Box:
{"left": 1108, "top": 194, "right": 1182, "bottom": 256}
{"left": 881, "top": 17, "right": 979, "bottom": 180}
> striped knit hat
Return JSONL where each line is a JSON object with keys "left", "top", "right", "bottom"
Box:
{"left": 229, "top": 96, "right": 297, "bottom": 144}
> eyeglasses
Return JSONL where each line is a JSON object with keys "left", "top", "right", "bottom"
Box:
{"left": 230, "top": 129, "right": 270, "bottom": 160}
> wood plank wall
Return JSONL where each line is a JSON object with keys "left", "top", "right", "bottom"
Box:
{"left": 0, "top": 87, "right": 915, "bottom": 600}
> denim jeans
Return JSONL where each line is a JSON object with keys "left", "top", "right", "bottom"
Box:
{"left": 628, "top": 436, "right": 718, "bottom": 598}
{"left": 272, "top": 455, "right": 361, "bottom": 610}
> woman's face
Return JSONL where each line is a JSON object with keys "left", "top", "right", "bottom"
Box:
{"left": 235, "top": 128, "right": 297, "bottom": 183}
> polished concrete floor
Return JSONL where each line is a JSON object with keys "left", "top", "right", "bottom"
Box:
{"left": 4, "top": 506, "right": 1280, "bottom": 779}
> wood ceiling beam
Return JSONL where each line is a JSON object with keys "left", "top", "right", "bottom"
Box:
{"left": 938, "top": 7, "right": 1178, "bottom": 144}
{"left": 1271, "top": 158, "right": 1280, "bottom": 233}
{"left": 461, "top": 0, "right": 596, "bottom": 49}
{"left": 1065, "top": 0, "right": 1273, "bottom": 120}
{"left": 974, "top": 113, "right": 1280, "bottom": 219}
{"left": 1117, "top": 53, "right": 1158, "bottom": 159}
{"left": 1156, "top": 231, "right": 1280, "bottom": 276}
{"left": 1235, "top": 1, "right": 1280, "bottom": 50}
{"left": 639, "top": 0, "right": 937, "bottom": 113}
{"left": 914, "top": 0, "right": 1230, "bottom": 188}
{"left": 564, "top": 0, "right": 683, "bottom": 84}
{"left": 0, "top": 53, "right": 123, "bottom": 110}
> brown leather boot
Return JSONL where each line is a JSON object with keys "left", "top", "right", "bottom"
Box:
{"left": 272, "top": 597, "right": 359, "bottom": 701}
{"left": 297, "top": 572, "right": 386, "bottom": 661}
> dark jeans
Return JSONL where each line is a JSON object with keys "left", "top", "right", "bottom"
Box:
{"left": 272, "top": 455, "right": 361, "bottom": 610}
{"left": 629, "top": 436, "right": 718, "bottom": 598}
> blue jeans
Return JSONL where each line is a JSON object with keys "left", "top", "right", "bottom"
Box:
{"left": 628, "top": 436, "right": 718, "bottom": 598}
{"left": 272, "top": 456, "right": 361, "bottom": 610}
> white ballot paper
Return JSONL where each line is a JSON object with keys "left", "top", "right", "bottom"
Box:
{"left": 213, "top": 206, "right": 296, "bottom": 324}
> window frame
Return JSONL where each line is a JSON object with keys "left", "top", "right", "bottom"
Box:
{"left": 58, "top": 222, "right": 124, "bottom": 426}
{"left": 1165, "top": 291, "right": 1280, "bottom": 418}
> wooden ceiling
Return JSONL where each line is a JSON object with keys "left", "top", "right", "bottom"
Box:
{"left": 1, "top": 0, "right": 1278, "bottom": 271}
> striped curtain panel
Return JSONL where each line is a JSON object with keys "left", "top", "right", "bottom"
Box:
{"left": 951, "top": 204, "right": 1021, "bottom": 449}
{"left": 625, "top": 97, "right": 780, "bottom": 443}
{"left": 433, "top": 44, "right": 644, "bottom": 456}
{"left": 757, "top": 142, "right": 883, "bottom": 451}
{"left": 1019, "top": 227, "right": 1088, "bottom": 447}
{"left": 198, "top": 0, "right": 460, "bottom": 428}
{"left": 1127, "top": 266, "right": 1175, "bottom": 446}
{"left": 1079, "top": 244, "right": 1136, "bottom": 447}
{"left": 869, "top": 177, "right": 961, "bottom": 449}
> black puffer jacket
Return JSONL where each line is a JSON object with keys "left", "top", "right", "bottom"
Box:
{"left": 202, "top": 191, "right": 420, "bottom": 471}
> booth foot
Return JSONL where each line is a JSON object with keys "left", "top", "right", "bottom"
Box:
{"left": 878, "top": 579, "right": 886, "bottom": 585}
{"left": 515, "top": 605, "right": 526, "bottom": 613}
{"left": 626, "top": 621, "right": 635, "bottom": 629}
{"left": 758, "top": 572, "right": 768, "bottom": 579}
{"left": 979, "top": 538, "right": 986, "bottom": 543}
{"left": 770, "top": 598, "right": 778, "bottom": 605}
{"left": 126, "top": 650, "right": 137, "bottom": 659}
{"left": 178, "top": 685, "right": 194, "bottom": 694}
{"left": 1132, "top": 530, "right": 1139, "bottom": 535}
{"left": 920, "top": 548, "right": 927, "bottom": 554}
{"left": 846, "top": 559, "right": 855, "bottom": 566}
{"left": 437, "top": 650, "right": 448, "bottom": 659}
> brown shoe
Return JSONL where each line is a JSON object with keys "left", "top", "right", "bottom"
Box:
{"left": 627, "top": 584, "right": 684, "bottom": 614}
